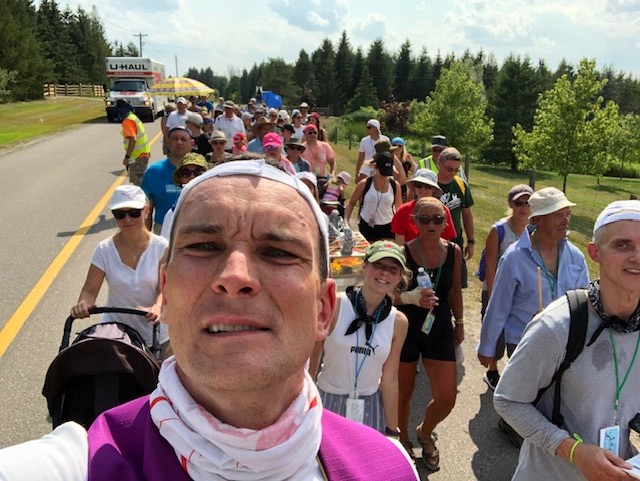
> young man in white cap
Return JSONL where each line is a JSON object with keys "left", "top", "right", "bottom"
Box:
{"left": 355, "top": 119, "right": 390, "bottom": 179}
{"left": 494, "top": 200, "right": 640, "bottom": 480}
{"left": 164, "top": 97, "right": 189, "bottom": 132}
{"left": 478, "top": 187, "right": 590, "bottom": 446}
{"left": 0, "top": 160, "right": 418, "bottom": 480}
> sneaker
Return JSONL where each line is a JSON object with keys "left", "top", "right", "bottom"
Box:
{"left": 483, "top": 370, "right": 500, "bottom": 390}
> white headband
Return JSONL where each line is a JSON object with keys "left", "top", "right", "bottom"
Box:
{"left": 594, "top": 200, "right": 640, "bottom": 234}
{"left": 173, "top": 159, "right": 329, "bottom": 269}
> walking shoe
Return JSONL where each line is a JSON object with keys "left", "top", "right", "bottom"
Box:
{"left": 483, "top": 370, "right": 500, "bottom": 390}
{"left": 498, "top": 417, "right": 523, "bottom": 449}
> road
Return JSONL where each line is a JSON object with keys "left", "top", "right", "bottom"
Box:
{"left": 0, "top": 121, "right": 519, "bottom": 480}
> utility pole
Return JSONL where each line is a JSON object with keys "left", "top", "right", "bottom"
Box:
{"left": 133, "top": 33, "right": 148, "bottom": 56}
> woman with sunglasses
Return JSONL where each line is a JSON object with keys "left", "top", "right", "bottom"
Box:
{"left": 304, "top": 112, "right": 328, "bottom": 142}
{"left": 392, "top": 169, "right": 456, "bottom": 246}
{"left": 70, "top": 185, "right": 169, "bottom": 355}
{"left": 478, "top": 184, "right": 533, "bottom": 390}
{"left": 394, "top": 196, "right": 463, "bottom": 472}
{"left": 310, "top": 241, "right": 409, "bottom": 437}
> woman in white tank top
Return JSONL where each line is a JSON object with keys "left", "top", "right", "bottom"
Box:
{"left": 310, "top": 241, "right": 409, "bottom": 435}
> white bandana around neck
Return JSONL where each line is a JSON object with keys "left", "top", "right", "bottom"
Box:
{"left": 149, "top": 357, "right": 323, "bottom": 481}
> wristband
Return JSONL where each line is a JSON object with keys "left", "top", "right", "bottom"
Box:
{"left": 569, "top": 434, "right": 583, "bottom": 464}
{"left": 385, "top": 426, "right": 401, "bottom": 437}
{"left": 124, "top": 155, "right": 131, "bottom": 159}
{"left": 467, "top": 238, "right": 476, "bottom": 244}
{"left": 454, "top": 318, "right": 464, "bottom": 325}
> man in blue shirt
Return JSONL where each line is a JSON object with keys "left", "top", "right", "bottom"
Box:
{"left": 478, "top": 187, "right": 590, "bottom": 363}
{"left": 141, "top": 126, "right": 194, "bottom": 234}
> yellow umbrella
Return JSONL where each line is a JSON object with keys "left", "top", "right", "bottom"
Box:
{"left": 149, "top": 77, "right": 214, "bottom": 96}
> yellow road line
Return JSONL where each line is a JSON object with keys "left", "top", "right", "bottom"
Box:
{"left": 0, "top": 130, "right": 162, "bottom": 358}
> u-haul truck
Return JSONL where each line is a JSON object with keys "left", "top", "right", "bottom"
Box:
{"left": 104, "top": 57, "right": 165, "bottom": 122}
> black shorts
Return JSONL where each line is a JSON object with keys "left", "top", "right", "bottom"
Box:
{"left": 400, "top": 317, "right": 456, "bottom": 363}
{"left": 358, "top": 219, "right": 394, "bottom": 243}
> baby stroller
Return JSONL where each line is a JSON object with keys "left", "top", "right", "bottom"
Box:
{"left": 42, "top": 307, "right": 161, "bottom": 429}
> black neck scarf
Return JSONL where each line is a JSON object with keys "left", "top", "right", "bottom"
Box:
{"left": 588, "top": 279, "right": 640, "bottom": 341}
{"left": 344, "top": 286, "right": 392, "bottom": 343}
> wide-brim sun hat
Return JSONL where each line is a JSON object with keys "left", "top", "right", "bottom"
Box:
{"left": 408, "top": 169, "right": 443, "bottom": 197}
{"left": 528, "top": 187, "right": 576, "bottom": 219}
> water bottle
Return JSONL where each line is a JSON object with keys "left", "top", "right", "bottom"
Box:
{"left": 416, "top": 267, "right": 432, "bottom": 289}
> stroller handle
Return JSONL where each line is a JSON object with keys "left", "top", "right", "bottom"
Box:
{"left": 61, "top": 307, "right": 160, "bottom": 356}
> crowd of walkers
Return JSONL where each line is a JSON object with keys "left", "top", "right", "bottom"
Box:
{"left": 1, "top": 98, "right": 640, "bottom": 481}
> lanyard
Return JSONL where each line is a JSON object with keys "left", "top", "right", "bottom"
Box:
{"left": 417, "top": 241, "right": 444, "bottom": 291}
{"left": 534, "top": 243, "right": 559, "bottom": 299}
{"left": 352, "top": 291, "right": 381, "bottom": 395}
{"left": 610, "top": 328, "right": 640, "bottom": 424}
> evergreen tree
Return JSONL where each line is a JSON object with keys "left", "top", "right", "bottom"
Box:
{"left": 366, "top": 38, "right": 392, "bottom": 101}
{"left": 0, "top": 0, "right": 49, "bottom": 100}
{"left": 394, "top": 40, "right": 413, "bottom": 101}
{"left": 485, "top": 55, "right": 542, "bottom": 169}
{"left": 334, "top": 31, "right": 354, "bottom": 114}
{"left": 347, "top": 65, "right": 378, "bottom": 111}
{"left": 312, "top": 39, "right": 338, "bottom": 111}
{"left": 408, "top": 47, "right": 432, "bottom": 101}
{"left": 350, "top": 47, "right": 365, "bottom": 99}
{"left": 294, "top": 50, "right": 315, "bottom": 93}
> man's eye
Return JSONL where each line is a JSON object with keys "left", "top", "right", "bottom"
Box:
{"left": 185, "top": 242, "right": 220, "bottom": 251}
{"left": 264, "top": 247, "right": 296, "bottom": 259}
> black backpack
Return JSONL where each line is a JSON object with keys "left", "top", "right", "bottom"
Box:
{"left": 533, "top": 289, "right": 589, "bottom": 427}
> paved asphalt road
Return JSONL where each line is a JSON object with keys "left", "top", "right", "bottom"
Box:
{"left": 0, "top": 120, "right": 520, "bottom": 480}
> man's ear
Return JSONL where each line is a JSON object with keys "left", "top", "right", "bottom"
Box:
{"left": 159, "top": 263, "right": 169, "bottom": 325}
{"left": 316, "top": 279, "right": 337, "bottom": 341}
{"left": 587, "top": 241, "right": 599, "bottom": 263}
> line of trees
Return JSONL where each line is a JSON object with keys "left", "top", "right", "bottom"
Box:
{"left": 0, "top": 0, "right": 137, "bottom": 102}
{"left": 186, "top": 31, "right": 640, "bottom": 171}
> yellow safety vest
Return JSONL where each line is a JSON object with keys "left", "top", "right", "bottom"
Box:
{"left": 417, "top": 155, "right": 439, "bottom": 173}
{"left": 122, "top": 113, "right": 151, "bottom": 158}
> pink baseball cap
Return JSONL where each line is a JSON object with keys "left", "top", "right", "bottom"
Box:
{"left": 262, "top": 132, "right": 282, "bottom": 150}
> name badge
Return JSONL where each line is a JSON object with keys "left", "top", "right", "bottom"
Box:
{"left": 345, "top": 397, "right": 365, "bottom": 424}
{"left": 421, "top": 311, "right": 436, "bottom": 335}
{"left": 599, "top": 425, "right": 620, "bottom": 456}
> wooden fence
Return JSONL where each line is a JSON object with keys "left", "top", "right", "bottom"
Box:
{"left": 43, "top": 83, "right": 105, "bottom": 98}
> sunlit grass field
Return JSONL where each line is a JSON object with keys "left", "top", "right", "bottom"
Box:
{"left": 0, "top": 97, "right": 104, "bottom": 149}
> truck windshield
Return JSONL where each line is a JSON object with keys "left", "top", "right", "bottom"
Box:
{"left": 112, "top": 80, "right": 146, "bottom": 92}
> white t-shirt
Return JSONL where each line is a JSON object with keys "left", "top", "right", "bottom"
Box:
{"left": 91, "top": 234, "right": 169, "bottom": 345}
{"left": 165, "top": 110, "right": 188, "bottom": 131}
{"left": 358, "top": 134, "right": 390, "bottom": 161}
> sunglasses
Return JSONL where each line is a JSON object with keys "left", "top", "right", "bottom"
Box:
{"left": 366, "top": 125, "right": 373, "bottom": 129}
{"left": 512, "top": 200, "right": 529, "bottom": 207}
{"left": 112, "top": 209, "right": 142, "bottom": 220}
{"left": 179, "top": 168, "right": 206, "bottom": 178}
{"left": 413, "top": 184, "right": 434, "bottom": 190}
{"left": 306, "top": 131, "right": 317, "bottom": 135}
{"left": 432, "top": 147, "right": 443, "bottom": 153}
{"left": 212, "top": 141, "right": 226, "bottom": 146}
{"left": 287, "top": 146, "right": 304, "bottom": 151}
{"left": 414, "top": 214, "right": 445, "bottom": 225}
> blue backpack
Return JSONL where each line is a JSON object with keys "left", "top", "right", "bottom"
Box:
{"left": 475, "top": 223, "right": 506, "bottom": 282}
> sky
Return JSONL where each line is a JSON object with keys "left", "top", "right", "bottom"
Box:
{"left": 59, "top": 0, "right": 640, "bottom": 78}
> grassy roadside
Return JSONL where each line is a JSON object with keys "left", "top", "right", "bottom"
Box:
{"left": 0, "top": 97, "right": 105, "bottom": 149}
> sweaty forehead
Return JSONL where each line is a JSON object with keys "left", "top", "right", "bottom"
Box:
{"left": 178, "top": 175, "right": 318, "bottom": 232}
